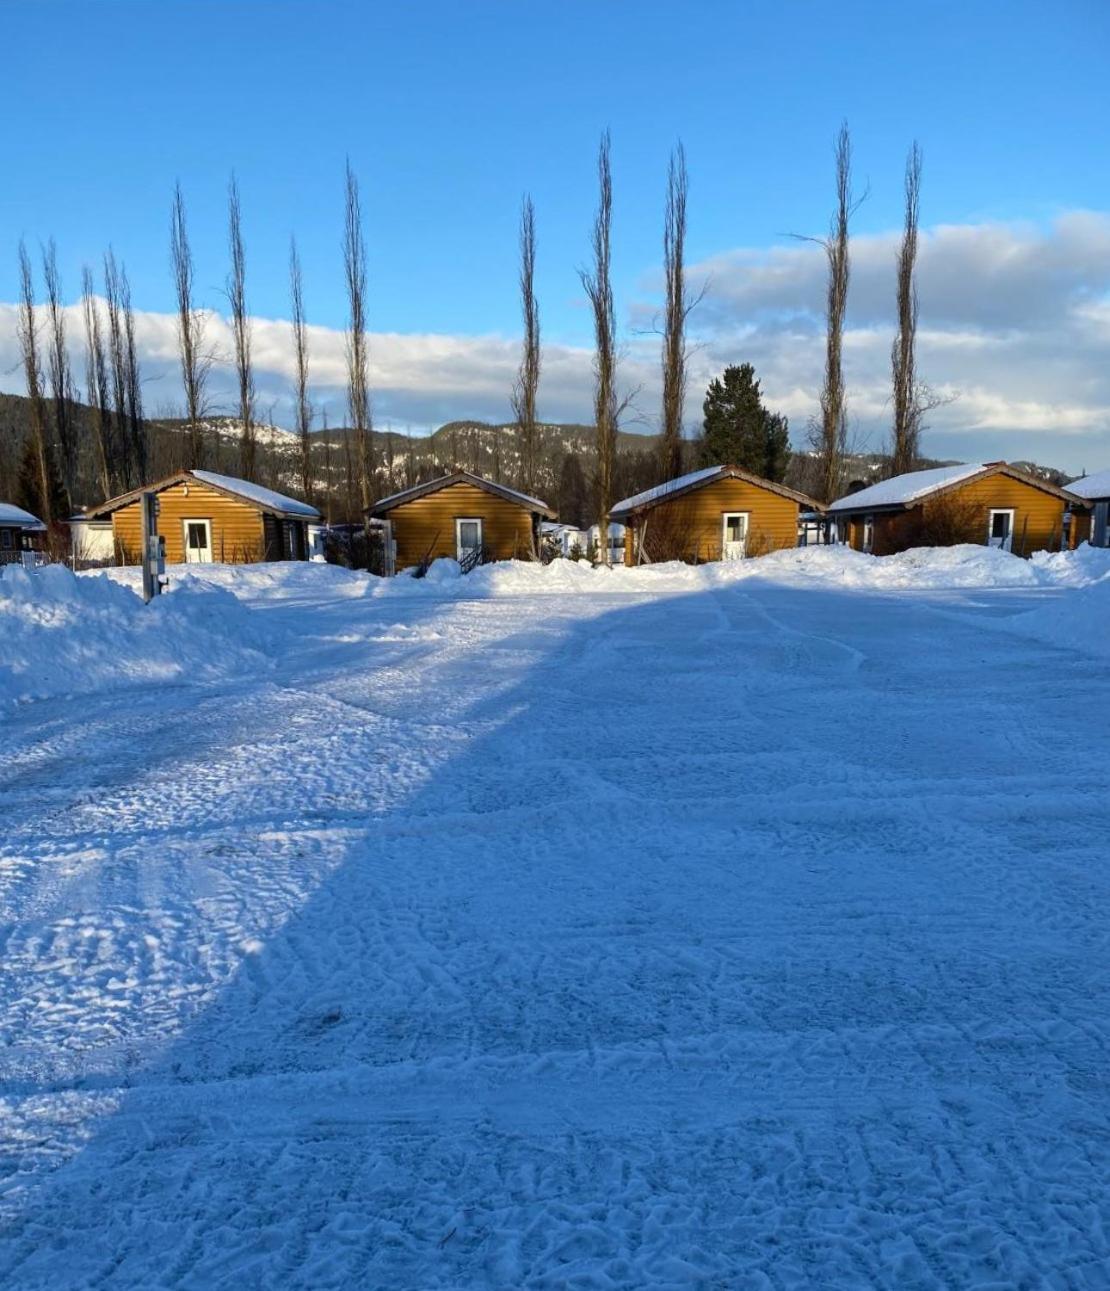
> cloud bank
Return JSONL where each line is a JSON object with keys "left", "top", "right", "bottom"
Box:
{"left": 2, "top": 211, "right": 1108, "bottom": 472}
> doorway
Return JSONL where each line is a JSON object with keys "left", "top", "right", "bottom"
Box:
{"left": 183, "top": 518, "right": 213, "bottom": 564}
{"left": 987, "top": 508, "right": 1015, "bottom": 552}
{"left": 721, "top": 512, "right": 749, "bottom": 560}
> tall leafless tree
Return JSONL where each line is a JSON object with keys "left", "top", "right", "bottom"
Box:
{"left": 227, "top": 175, "right": 256, "bottom": 480}
{"left": 660, "top": 142, "right": 692, "bottom": 482}
{"left": 16, "top": 242, "right": 59, "bottom": 525}
{"left": 342, "top": 160, "right": 373, "bottom": 509}
{"left": 42, "top": 240, "right": 77, "bottom": 501}
{"left": 81, "top": 267, "right": 114, "bottom": 498}
{"left": 511, "top": 195, "right": 541, "bottom": 494}
{"left": 580, "top": 132, "right": 620, "bottom": 565}
{"left": 809, "top": 122, "right": 855, "bottom": 504}
{"left": 120, "top": 263, "right": 146, "bottom": 483}
{"left": 289, "top": 236, "right": 313, "bottom": 501}
{"left": 170, "top": 182, "right": 209, "bottom": 469}
{"left": 891, "top": 142, "right": 923, "bottom": 476}
{"left": 103, "top": 249, "right": 134, "bottom": 488}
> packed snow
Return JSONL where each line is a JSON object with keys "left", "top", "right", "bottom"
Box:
{"left": 3, "top": 545, "right": 1110, "bottom": 1287}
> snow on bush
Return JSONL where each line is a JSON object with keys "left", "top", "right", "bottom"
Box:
{"left": 0, "top": 565, "right": 268, "bottom": 705}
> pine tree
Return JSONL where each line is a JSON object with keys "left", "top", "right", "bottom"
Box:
{"left": 17, "top": 432, "right": 68, "bottom": 527}
{"left": 700, "top": 364, "right": 791, "bottom": 481}
{"left": 556, "top": 451, "right": 588, "bottom": 527}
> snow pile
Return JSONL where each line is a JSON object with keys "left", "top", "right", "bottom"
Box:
{"left": 0, "top": 565, "right": 269, "bottom": 705}
{"left": 1009, "top": 576, "right": 1110, "bottom": 658}
{"left": 1030, "top": 542, "right": 1110, "bottom": 587}
{"left": 99, "top": 561, "right": 374, "bottom": 602}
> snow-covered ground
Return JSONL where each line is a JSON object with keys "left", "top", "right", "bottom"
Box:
{"left": 3, "top": 547, "right": 1110, "bottom": 1287}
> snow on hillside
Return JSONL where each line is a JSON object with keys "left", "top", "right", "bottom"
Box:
{"left": 3, "top": 545, "right": 1110, "bottom": 1285}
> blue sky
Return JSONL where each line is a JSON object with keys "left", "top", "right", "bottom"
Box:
{"left": 3, "top": 0, "right": 1110, "bottom": 468}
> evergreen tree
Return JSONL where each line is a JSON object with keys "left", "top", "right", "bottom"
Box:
{"left": 700, "top": 363, "right": 791, "bottom": 482}
{"left": 556, "top": 451, "right": 588, "bottom": 527}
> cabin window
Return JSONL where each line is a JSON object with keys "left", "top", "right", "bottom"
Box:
{"left": 0, "top": 529, "right": 11, "bottom": 550}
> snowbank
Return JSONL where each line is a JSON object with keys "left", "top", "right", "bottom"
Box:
{"left": 0, "top": 565, "right": 268, "bottom": 705}
{"left": 99, "top": 560, "right": 374, "bottom": 602}
{"left": 1008, "top": 577, "right": 1110, "bottom": 659}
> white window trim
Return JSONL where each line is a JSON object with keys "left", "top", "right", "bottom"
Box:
{"left": 988, "top": 508, "right": 1016, "bottom": 550}
{"left": 721, "top": 511, "right": 750, "bottom": 559}
{"left": 455, "top": 516, "right": 483, "bottom": 561}
{"left": 182, "top": 517, "right": 213, "bottom": 563}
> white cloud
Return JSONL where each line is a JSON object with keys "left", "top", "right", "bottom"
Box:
{"left": 2, "top": 210, "right": 1109, "bottom": 472}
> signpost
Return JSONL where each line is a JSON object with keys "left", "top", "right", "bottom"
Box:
{"left": 139, "top": 491, "right": 165, "bottom": 603}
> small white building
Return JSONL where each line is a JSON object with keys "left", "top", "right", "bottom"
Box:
{"left": 541, "top": 522, "right": 589, "bottom": 558}
{"left": 586, "top": 521, "right": 626, "bottom": 564}
{"left": 66, "top": 514, "right": 116, "bottom": 566}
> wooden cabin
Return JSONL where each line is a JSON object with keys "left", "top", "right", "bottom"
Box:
{"left": 86, "top": 470, "right": 321, "bottom": 565}
{"left": 1066, "top": 469, "right": 1110, "bottom": 547}
{"left": 0, "top": 503, "right": 46, "bottom": 567}
{"left": 827, "top": 462, "right": 1087, "bottom": 557}
{"left": 610, "top": 465, "right": 821, "bottom": 565}
{"left": 369, "top": 471, "right": 556, "bottom": 571}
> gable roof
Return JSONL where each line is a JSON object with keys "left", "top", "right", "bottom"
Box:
{"left": 369, "top": 471, "right": 556, "bottom": 519}
{"left": 0, "top": 502, "right": 46, "bottom": 530}
{"left": 610, "top": 465, "right": 820, "bottom": 521}
{"left": 1067, "top": 468, "right": 1110, "bottom": 501}
{"left": 828, "top": 461, "right": 1084, "bottom": 514}
{"left": 86, "top": 470, "right": 320, "bottom": 521}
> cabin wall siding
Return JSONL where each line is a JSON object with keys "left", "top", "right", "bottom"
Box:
{"left": 863, "top": 475, "right": 1070, "bottom": 557}
{"left": 388, "top": 483, "right": 536, "bottom": 567}
{"left": 625, "top": 478, "right": 801, "bottom": 564}
{"left": 110, "top": 481, "right": 268, "bottom": 564}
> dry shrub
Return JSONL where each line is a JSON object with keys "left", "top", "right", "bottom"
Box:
{"left": 892, "top": 492, "right": 982, "bottom": 552}
{"left": 636, "top": 502, "right": 704, "bottom": 564}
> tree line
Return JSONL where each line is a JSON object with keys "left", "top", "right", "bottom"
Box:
{"left": 5, "top": 123, "right": 930, "bottom": 551}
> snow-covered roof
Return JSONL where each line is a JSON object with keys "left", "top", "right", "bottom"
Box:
{"left": 827, "top": 463, "right": 989, "bottom": 513}
{"left": 612, "top": 467, "right": 722, "bottom": 515}
{"left": 0, "top": 502, "right": 46, "bottom": 530}
{"left": 371, "top": 471, "right": 556, "bottom": 518}
{"left": 611, "top": 465, "right": 818, "bottom": 518}
{"left": 1066, "top": 468, "right": 1110, "bottom": 501}
{"left": 190, "top": 471, "right": 320, "bottom": 518}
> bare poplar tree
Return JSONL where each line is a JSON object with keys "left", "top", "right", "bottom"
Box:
{"left": 42, "top": 240, "right": 77, "bottom": 501}
{"left": 103, "top": 249, "right": 133, "bottom": 487}
{"left": 342, "top": 160, "right": 373, "bottom": 509}
{"left": 120, "top": 263, "right": 146, "bottom": 482}
{"left": 580, "top": 131, "right": 619, "bottom": 566}
{"left": 170, "top": 182, "right": 209, "bottom": 469}
{"left": 81, "top": 267, "right": 114, "bottom": 498}
{"left": 809, "top": 123, "right": 855, "bottom": 504}
{"left": 227, "top": 175, "right": 256, "bottom": 480}
{"left": 511, "top": 195, "right": 541, "bottom": 494}
{"left": 17, "top": 242, "right": 59, "bottom": 525}
{"left": 660, "top": 143, "right": 690, "bottom": 482}
{"left": 289, "top": 236, "right": 313, "bottom": 500}
{"left": 891, "top": 142, "right": 923, "bottom": 476}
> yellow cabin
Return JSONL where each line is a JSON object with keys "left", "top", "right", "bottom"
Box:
{"left": 87, "top": 470, "right": 321, "bottom": 564}
{"left": 610, "top": 465, "right": 820, "bottom": 565}
{"left": 369, "top": 471, "right": 556, "bottom": 571}
{"left": 827, "top": 462, "right": 1087, "bottom": 556}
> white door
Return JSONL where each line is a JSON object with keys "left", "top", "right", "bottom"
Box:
{"left": 721, "top": 512, "right": 748, "bottom": 560}
{"left": 456, "top": 517, "right": 483, "bottom": 563}
{"left": 987, "top": 508, "right": 1015, "bottom": 552}
{"left": 183, "top": 518, "right": 213, "bottom": 564}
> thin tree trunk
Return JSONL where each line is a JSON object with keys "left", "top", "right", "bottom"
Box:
{"left": 580, "top": 132, "right": 619, "bottom": 566}
{"left": 815, "top": 123, "right": 853, "bottom": 504}
{"left": 891, "top": 142, "right": 922, "bottom": 476}
{"left": 103, "top": 250, "right": 133, "bottom": 488}
{"left": 16, "top": 242, "right": 56, "bottom": 526}
{"left": 120, "top": 263, "right": 146, "bottom": 483}
{"left": 343, "top": 160, "right": 373, "bottom": 510}
{"left": 42, "top": 240, "right": 76, "bottom": 504}
{"left": 511, "top": 195, "right": 541, "bottom": 494}
{"left": 170, "top": 183, "right": 209, "bottom": 469}
{"left": 81, "top": 267, "right": 113, "bottom": 498}
{"left": 660, "top": 143, "right": 688, "bottom": 482}
{"left": 227, "top": 175, "right": 256, "bottom": 480}
{"left": 289, "top": 236, "right": 313, "bottom": 501}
